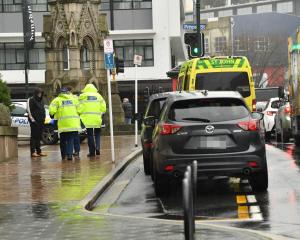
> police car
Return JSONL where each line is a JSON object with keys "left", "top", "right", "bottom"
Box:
{"left": 11, "top": 101, "right": 88, "bottom": 144}
{"left": 11, "top": 101, "right": 60, "bottom": 144}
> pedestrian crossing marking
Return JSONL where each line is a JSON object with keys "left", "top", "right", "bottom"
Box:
{"left": 236, "top": 195, "right": 247, "bottom": 204}
{"left": 246, "top": 195, "right": 257, "bottom": 203}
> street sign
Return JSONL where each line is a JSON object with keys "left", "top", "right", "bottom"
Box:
{"left": 104, "top": 39, "right": 114, "bottom": 53}
{"left": 134, "top": 54, "right": 142, "bottom": 66}
{"left": 104, "top": 53, "right": 115, "bottom": 69}
{"left": 183, "top": 24, "right": 206, "bottom": 31}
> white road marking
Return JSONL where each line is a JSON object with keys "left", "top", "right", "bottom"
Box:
{"left": 247, "top": 195, "right": 257, "bottom": 203}
{"left": 249, "top": 206, "right": 260, "bottom": 214}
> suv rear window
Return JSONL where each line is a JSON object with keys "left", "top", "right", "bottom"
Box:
{"left": 168, "top": 98, "right": 249, "bottom": 123}
{"left": 195, "top": 72, "right": 250, "bottom": 98}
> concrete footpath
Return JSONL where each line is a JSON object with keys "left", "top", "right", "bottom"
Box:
{"left": 0, "top": 136, "right": 291, "bottom": 240}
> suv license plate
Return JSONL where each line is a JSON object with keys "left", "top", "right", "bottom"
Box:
{"left": 200, "top": 136, "right": 227, "bottom": 149}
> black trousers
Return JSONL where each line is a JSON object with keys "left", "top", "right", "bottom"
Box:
{"left": 30, "top": 121, "right": 44, "bottom": 154}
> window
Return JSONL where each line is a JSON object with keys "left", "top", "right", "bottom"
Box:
{"left": 63, "top": 44, "right": 69, "bottom": 70}
{"left": 168, "top": 98, "right": 249, "bottom": 123}
{"left": 234, "top": 36, "right": 248, "bottom": 51}
{"left": 81, "top": 41, "right": 90, "bottom": 70}
{"left": 0, "top": 42, "right": 45, "bottom": 70}
{"left": 237, "top": 7, "right": 252, "bottom": 15}
{"left": 255, "top": 36, "right": 269, "bottom": 51}
{"left": 218, "top": 9, "right": 233, "bottom": 17}
{"left": 114, "top": 39, "right": 154, "bottom": 67}
{"left": 214, "top": 36, "right": 227, "bottom": 53}
{"left": 147, "top": 98, "right": 166, "bottom": 118}
{"left": 204, "top": 38, "right": 209, "bottom": 55}
{"left": 195, "top": 72, "right": 250, "bottom": 98}
{"left": 256, "top": 4, "right": 272, "bottom": 14}
{"left": 11, "top": 105, "right": 27, "bottom": 116}
{"left": 100, "top": 0, "right": 152, "bottom": 10}
{"left": 277, "top": 1, "right": 293, "bottom": 13}
{"left": 200, "top": 12, "right": 214, "bottom": 19}
{"left": 0, "top": 0, "right": 48, "bottom": 12}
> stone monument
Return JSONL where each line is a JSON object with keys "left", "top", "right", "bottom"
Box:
{"left": 43, "top": 0, "right": 124, "bottom": 124}
{"left": 0, "top": 104, "right": 18, "bottom": 161}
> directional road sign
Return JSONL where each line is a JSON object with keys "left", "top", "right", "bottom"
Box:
{"left": 104, "top": 53, "right": 115, "bottom": 69}
{"left": 183, "top": 24, "right": 206, "bottom": 31}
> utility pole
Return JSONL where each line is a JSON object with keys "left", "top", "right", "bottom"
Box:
{"left": 196, "top": 0, "right": 201, "bottom": 57}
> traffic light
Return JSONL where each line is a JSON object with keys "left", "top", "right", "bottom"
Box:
{"left": 115, "top": 57, "right": 124, "bottom": 74}
{"left": 184, "top": 32, "right": 205, "bottom": 58}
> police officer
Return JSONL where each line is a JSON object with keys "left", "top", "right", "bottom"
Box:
{"left": 49, "top": 87, "right": 81, "bottom": 161}
{"left": 78, "top": 84, "right": 106, "bottom": 157}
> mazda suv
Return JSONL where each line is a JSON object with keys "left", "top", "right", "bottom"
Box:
{"left": 150, "top": 91, "right": 268, "bottom": 196}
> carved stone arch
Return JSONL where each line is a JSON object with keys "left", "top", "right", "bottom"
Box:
{"left": 55, "top": 35, "right": 67, "bottom": 49}
{"left": 80, "top": 35, "right": 96, "bottom": 71}
{"left": 53, "top": 79, "right": 62, "bottom": 94}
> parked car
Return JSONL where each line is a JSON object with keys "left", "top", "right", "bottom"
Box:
{"left": 261, "top": 97, "right": 281, "bottom": 142}
{"left": 149, "top": 91, "right": 267, "bottom": 196}
{"left": 11, "top": 101, "right": 86, "bottom": 144}
{"left": 275, "top": 101, "right": 292, "bottom": 143}
{"left": 141, "top": 92, "right": 175, "bottom": 175}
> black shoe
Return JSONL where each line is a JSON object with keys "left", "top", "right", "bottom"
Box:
{"left": 67, "top": 155, "right": 73, "bottom": 161}
{"left": 87, "top": 153, "right": 95, "bottom": 157}
{"left": 73, "top": 152, "right": 79, "bottom": 156}
{"left": 96, "top": 150, "right": 100, "bottom": 155}
{"left": 62, "top": 155, "right": 66, "bottom": 160}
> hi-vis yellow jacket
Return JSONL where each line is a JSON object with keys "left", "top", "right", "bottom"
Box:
{"left": 49, "top": 93, "right": 81, "bottom": 133}
{"left": 78, "top": 84, "right": 106, "bottom": 128}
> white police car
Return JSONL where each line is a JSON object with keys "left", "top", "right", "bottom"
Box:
{"left": 11, "top": 101, "right": 87, "bottom": 144}
{"left": 11, "top": 101, "right": 58, "bottom": 144}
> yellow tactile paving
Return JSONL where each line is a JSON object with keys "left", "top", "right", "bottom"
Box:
{"left": 236, "top": 195, "right": 247, "bottom": 204}
{"left": 238, "top": 205, "right": 250, "bottom": 219}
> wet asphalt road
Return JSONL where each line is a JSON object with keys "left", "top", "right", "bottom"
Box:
{"left": 95, "top": 142, "right": 300, "bottom": 239}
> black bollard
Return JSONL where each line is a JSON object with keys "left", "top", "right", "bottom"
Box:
{"left": 183, "top": 166, "right": 194, "bottom": 240}
{"left": 192, "top": 161, "right": 197, "bottom": 233}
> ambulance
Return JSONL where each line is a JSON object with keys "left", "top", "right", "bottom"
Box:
{"left": 177, "top": 56, "right": 256, "bottom": 111}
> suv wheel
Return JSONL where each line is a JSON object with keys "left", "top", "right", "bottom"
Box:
{"left": 250, "top": 169, "right": 268, "bottom": 192}
{"left": 42, "top": 125, "right": 59, "bottom": 145}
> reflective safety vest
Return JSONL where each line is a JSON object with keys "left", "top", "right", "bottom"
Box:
{"left": 49, "top": 93, "right": 81, "bottom": 133}
{"left": 78, "top": 84, "right": 106, "bottom": 128}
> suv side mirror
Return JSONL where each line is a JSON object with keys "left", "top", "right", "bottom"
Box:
{"left": 143, "top": 116, "right": 155, "bottom": 127}
{"left": 252, "top": 112, "right": 264, "bottom": 120}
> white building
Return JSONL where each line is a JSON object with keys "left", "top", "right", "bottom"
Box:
{"left": 0, "top": 0, "right": 187, "bottom": 99}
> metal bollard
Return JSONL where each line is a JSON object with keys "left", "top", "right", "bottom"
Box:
{"left": 191, "top": 161, "right": 197, "bottom": 233}
{"left": 183, "top": 166, "right": 195, "bottom": 240}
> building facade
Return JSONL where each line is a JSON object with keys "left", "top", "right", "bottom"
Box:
{"left": 199, "top": 0, "right": 300, "bottom": 19}
{"left": 0, "top": 0, "right": 187, "bottom": 103}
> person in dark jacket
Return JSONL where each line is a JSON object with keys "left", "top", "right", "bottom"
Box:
{"left": 27, "top": 88, "right": 47, "bottom": 157}
{"left": 122, "top": 98, "right": 133, "bottom": 124}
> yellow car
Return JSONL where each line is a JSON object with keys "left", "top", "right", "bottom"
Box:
{"left": 177, "top": 56, "right": 256, "bottom": 111}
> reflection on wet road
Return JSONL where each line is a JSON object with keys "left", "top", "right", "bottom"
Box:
{"left": 95, "top": 143, "right": 300, "bottom": 239}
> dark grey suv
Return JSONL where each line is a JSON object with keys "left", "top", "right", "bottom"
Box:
{"left": 141, "top": 92, "right": 176, "bottom": 175}
{"left": 150, "top": 91, "right": 268, "bottom": 196}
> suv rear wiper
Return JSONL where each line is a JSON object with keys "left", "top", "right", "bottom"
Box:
{"left": 181, "top": 117, "right": 210, "bottom": 123}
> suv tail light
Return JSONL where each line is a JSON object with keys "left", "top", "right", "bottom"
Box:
{"left": 159, "top": 123, "right": 182, "bottom": 135}
{"left": 238, "top": 120, "right": 258, "bottom": 131}
{"left": 252, "top": 99, "right": 257, "bottom": 112}
{"left": 284, "top": 105, "right": 291, "bottom": 114}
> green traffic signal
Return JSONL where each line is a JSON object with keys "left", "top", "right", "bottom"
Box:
{"left": 193, "top": 47, "right": 199, "bottom": 54}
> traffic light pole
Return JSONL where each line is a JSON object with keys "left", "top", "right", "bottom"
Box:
{"left": 196, "top": 0, "right": 201, "bottom": 57}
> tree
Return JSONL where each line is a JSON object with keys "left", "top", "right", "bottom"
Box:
{"left": 0, "top": 75, "right": 13, "bottom": 110}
